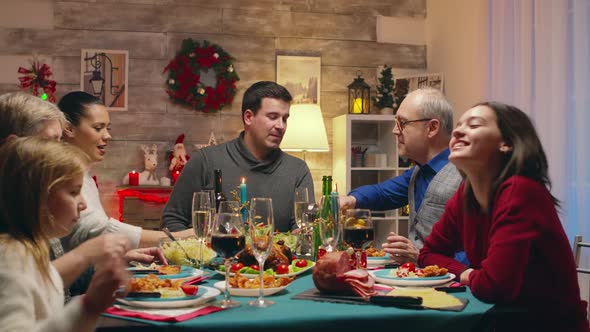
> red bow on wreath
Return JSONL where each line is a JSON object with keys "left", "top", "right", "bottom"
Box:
{"left": 18, "top": 61, "right": 57, "bottom": 103}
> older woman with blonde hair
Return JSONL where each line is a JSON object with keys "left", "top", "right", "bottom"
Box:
{"left": 0, "top": 137, "right": 128, "bottom": 331}
{"left": 0, "top": 91, "right": 65, "bottom": 142}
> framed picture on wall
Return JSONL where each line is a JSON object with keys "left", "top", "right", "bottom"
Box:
{"left": 80, "top": 49, "right": 129, "bottom": 111}
{"left": 276, "top": 53, "right": 321, "bottom": 104}
{"left": 394, "top": 73, "right": 444, "bottom": 107}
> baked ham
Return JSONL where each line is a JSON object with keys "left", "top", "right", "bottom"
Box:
{"left": 312, "top": 251, "right": 377, "bottom": 300}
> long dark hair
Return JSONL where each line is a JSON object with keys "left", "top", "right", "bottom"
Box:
{"left": 463, "top": 101, "right": 559, "bottom": 213}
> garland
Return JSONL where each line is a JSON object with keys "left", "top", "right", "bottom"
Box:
{"left": 164, "top": 39, "right": 239, "bottom": 112}
{"left": 18, "top": 61, "right": 57, "bottom": 103}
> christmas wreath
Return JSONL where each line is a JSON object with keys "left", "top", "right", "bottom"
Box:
{"left": 18, "top": 61, "right": 57, "bottom": 103}
{"left": 164, "top": 39, "right": 239, "bottom": 112}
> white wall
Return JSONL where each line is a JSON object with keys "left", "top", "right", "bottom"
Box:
{"left": 425, "top": 0, "right": 489, "bottom": 119}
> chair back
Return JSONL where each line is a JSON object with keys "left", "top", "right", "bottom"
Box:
{"left": 573, "top": 235, "right": 590, "bottom": 274}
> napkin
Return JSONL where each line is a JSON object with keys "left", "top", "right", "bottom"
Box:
{"left": 182, "top": 275, "right": 210, "bottom": 285}
{"left": 104, "top": 304, "right": 224, "bottom": 322}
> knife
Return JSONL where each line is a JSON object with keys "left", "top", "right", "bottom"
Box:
{"left": 129, "top": 269, "right": 160, "bottom": 274}
{"left": 369, "top": 295, "right": 423, "bottom": 308}
{"left": 125, "top": 292, "right": 162, "bottom": 298}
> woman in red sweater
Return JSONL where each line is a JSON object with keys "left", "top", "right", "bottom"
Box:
{"left": 419, "top": 102, "right": 589, "bottom": 331}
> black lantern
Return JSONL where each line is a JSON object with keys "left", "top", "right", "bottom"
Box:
{"left": 347, "top": 71, "right": 371, "bottom": 114}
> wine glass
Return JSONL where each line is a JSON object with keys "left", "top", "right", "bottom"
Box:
{"left": 343, "top": 209, "right": 373, "bottom": 269}
{"left": 317, "top": 195, "right": 340, "bottom": 252}
{"left": 218, "top": 200, "right": 240, "bottom": 214}
{"left": 293, "top": 187, "right": 309, "bottom": 255}
{"left": 210, "top": 210, "right": 245, "bottom": 308}
{"left": 248, "top": 197, "right": 275, "bottom": 307}
{"left": 192, "top": 192, "right": 211, "bottom": 270}
{"left": 200, "top": 189, "right": 217, "bottom": 237}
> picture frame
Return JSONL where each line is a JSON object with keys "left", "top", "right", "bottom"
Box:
{"left": 81, "top": 49, "right": 129, "bottom": 111}
{"left": 394, "top": 73, "right": 443, "bottom": 106}
{"left": 276, "top": 53, "right": 321, "bottom": 105}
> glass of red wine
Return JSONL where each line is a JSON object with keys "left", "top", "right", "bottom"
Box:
{"left": 211, "top": 207, "right": 245, "bottom": 308}
{"left": 343, "top": 209, "right": 373, "bottom": 269}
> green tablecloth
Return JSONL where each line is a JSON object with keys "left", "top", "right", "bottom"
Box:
{"left": 99, "top": 271, "right": 495, "bottom": 332}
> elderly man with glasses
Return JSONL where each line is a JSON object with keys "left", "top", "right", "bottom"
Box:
{"left": 340, "top": 87, "right": 464, "bottom": 264}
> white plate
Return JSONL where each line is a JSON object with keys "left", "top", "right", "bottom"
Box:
{"left": 115, "top": 286, "right": 220, "bottom": 309}
{"left": 213, "top": 281, "right": 288, "bottom": 297}
{"left": 214, "top": 261, "right": 315, "bottom": 279}
{"left": 370, "top": 269, "right": 456, "bottom": 287}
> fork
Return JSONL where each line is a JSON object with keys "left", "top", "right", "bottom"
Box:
{"left": 162, "top": 227, "right": 199, "bottom": 267}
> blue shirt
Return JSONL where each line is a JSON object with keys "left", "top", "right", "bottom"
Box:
{"left": 350, "top": 149, "right": 452, "bottom": 212}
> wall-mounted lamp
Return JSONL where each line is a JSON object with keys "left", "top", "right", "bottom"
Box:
{"left": 83, "top": 52, "right": 120, "bottom": 97}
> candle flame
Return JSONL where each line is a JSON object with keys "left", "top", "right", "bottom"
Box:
{"left": 332, "top": 182, "right": 338, "bottom": 193}
{"left": 241, "top": 177, "right": 246, "bottom": 184}
{"left": 175, "top": 170, "right": 180, "bottom": 175}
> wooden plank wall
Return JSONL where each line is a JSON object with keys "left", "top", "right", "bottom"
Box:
{"left": 0, "top": 0, "right": 426, "bottom": 218}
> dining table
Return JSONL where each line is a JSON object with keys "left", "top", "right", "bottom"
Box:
{"left": 96, "top": 269, "right": 497, "bottom": 332}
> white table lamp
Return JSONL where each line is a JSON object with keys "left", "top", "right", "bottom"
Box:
{"left": 281, "top": 104, "right": 329, "bottom": 160}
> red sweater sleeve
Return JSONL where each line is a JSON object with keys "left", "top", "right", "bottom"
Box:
{"left": 467, "top": 177, "right": 548, "bottom": 303}
{"left": 419, "top": 185, "right": 469, "bottom": 276}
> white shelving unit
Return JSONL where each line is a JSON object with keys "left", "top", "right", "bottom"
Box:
{"left": 332, "top": 114, "right": 410, "bottom": 239}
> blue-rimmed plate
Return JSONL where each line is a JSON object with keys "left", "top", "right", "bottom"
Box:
{"left": 367, "top": 254, "right": 392, "bottom": 267}
{"left": 370, "top": 269, "right": 455, "bottom": 287}
{"left": 127, "top": 265, "right": 203, "bottom": 279}
{"left": 115, "top": 286, "right": 220, "bottom": 309}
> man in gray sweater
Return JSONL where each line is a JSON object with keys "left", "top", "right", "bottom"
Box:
{"left": 162, "top": 81, "right": 315, "bottom": 232}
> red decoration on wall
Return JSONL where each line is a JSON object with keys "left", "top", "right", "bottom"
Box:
{"left": 18, "top": 61, "right": 57, "bottom": 103}
{"left": 117, "top": 188, "right": 171, "bottom": 221}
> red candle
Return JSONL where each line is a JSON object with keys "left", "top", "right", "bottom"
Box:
{"left": 172, "top": 170, "right": 180, "bottom": 185}
{"left": 128, "top": 170, "right": 139, "bottom": 186}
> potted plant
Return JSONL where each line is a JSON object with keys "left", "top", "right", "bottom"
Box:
{"left": 373, "top": 65, "right": 397, "bottom": 115}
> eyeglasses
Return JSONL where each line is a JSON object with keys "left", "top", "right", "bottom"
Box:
{"left": 394, "top": 116, "right": 433, "bottom": 133}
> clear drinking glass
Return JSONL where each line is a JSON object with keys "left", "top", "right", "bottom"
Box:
{"left": 210, "top": 211, "right": 245, "bottom": 308}
{"left": 200, "top": 189, "right": 216, "bottom": 238}
{"left": 343, "top": 209, "right": 373, "bottom": 269}
{"left": 294, "top": 187, "right": 310, "bottom": 255}
{"left": 192, "top": 192, "right": 211, "bottom": 270}
{"left": 248, "top": 197, "right": 275, "bottom": 308}
{"left": 318, "top": 195, "right": 340, "bottom": 252}
{"left": 218, "top": 200, "right": 240, "bottom": 214}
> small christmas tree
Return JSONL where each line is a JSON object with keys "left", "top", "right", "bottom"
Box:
{"left": 373, "top": 65, "right": 397, "bottom": 110}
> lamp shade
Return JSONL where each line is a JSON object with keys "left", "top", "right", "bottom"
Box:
{"left": 281, "top": 104, "right": 329, "bottom": 152}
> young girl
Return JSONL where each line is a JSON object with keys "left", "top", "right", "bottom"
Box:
{"left": 0, "top": 137, "right": 128, "bottom": 331}
{"left": 419, "top": 102, "right": 589, "bottom": 331}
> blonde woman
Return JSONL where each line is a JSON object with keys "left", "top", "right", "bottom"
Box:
{"left": 0, "top": 91, "right": 64, "bottom": 142}
{"left": 0, "top": 137, "right": 129, "bottom": 331}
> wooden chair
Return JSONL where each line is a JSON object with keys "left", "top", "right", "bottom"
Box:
{"left": 574, "top": 235, "right": 590, "bottom": 274}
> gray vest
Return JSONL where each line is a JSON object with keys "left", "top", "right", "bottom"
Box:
{"left": 408, "top": 163, "right": 462, "bottom": 249}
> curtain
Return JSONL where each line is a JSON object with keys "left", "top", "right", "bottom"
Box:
{"left": 487, "top": 0, "right": 590, "bottom": 307}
